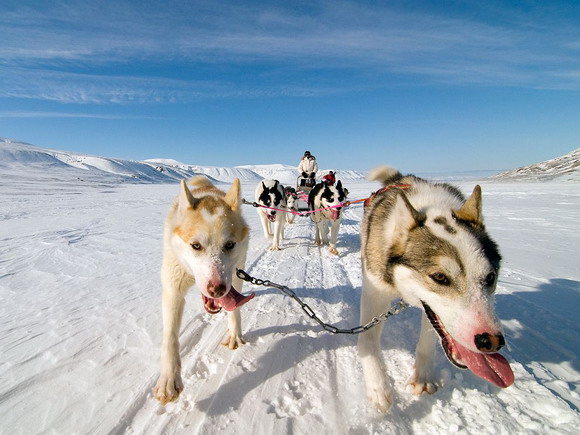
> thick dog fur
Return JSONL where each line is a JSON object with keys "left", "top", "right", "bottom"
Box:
{"left": 308, "top": 180, "right": 347, "bottom": 255}
{"left": 255, "top": 179, "right": 287, "bottom": 250}
{"left": 154, "top": 176, "right": 250, "bottom": 405}
{"left": 358, "top": 166, "right": 514, "bottom": 413}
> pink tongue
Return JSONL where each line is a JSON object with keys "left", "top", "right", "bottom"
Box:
{"left": 202, "top": 287, "right": 255, "bottom": 313}
{"left": 218, "top": 286, "right": 255, "bottom": 311}
{"left": 454, "top": 339, "right": 514, "bottom": 388}
{"left": 331, "top": 209, "right": 340, "bottom": 220}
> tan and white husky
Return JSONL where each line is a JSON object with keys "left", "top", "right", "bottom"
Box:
{"left": 154, "top": 177, "right": 254, "bottom": 405}
{"left": 358, "top": 166, "right": 514, "bottom": 413}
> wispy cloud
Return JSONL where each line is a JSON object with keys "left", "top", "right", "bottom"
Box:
{"left": 0, "top": 111, "right": 161, "bottom": 119}
{"left": 1, "top": 0, "right": 579, "bottom": 104}
{"left": 0, "top": 66, "right": 350, "bottom": 104}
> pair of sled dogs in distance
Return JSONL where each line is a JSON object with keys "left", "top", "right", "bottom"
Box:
{"left": 153, "top": 167, "right": 514, "bottom": 413}
{"left": 255, "top": 179, "right": 347, "bottom": 255}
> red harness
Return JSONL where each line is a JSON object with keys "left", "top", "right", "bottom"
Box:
{"left": 363, "top": 183, "right": 411, "bottom": 207}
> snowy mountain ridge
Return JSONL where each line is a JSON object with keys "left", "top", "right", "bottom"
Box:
{"left": 0, "top": 137, "right": 365, "bottom": 184}
{"left": 1, "top": 137, "right": 578, "bottom": 183}
{"left": 492, "top": 148, "right": 580, "bottom": 182}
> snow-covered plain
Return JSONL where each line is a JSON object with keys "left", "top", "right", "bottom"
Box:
{"left": 0, "top": 140, "right": 579, "bottom": 434}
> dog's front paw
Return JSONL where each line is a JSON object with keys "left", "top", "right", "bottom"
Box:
{"left": 154, "top": 373, "right": 184, "bottom": 405}
{"left": 329, "top": 247, "right": 339, "bottom": 255}
{"left": 407, "top": 373, "right": 438, "bottom": 395}
{"left": 367, "top": 384, "right": 393, "bottom": 413}
{"left": 222, "top": 333, "right": 245, "bottom": 350}
{"left": 269, "top": 245, "right": 281, "bottom": 251}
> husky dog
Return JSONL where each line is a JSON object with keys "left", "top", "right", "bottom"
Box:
{"left": 154, "top": 177, "right": 254, "bottom": 405}
{"left": 308, "top": 180, "right": 347, "bottom": 255}
{"left": 255, "top": 179, "right": 287, "bottom": 250}
{"left": 284, "top": 187, "right": 298, "bottom": 224}
{"left": 358, "top": 166, "right": 514, "bottom": 413}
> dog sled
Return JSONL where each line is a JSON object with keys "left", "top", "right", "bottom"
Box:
{"left": 290, "top": 172, "right": 337, "bottom": 212}
{"left": 278, "top": 176, "right": 313, "bottom": 213}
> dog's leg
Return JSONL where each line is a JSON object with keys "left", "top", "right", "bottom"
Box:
{"left": 222, "top": 256, "right": 247, "bottom": 349}
{"left": 358, "top": 273, "right": 396, "bottom": 413}
{"left": 320, "top": 220, "right": 330, "bottom": 245}
{"left": 313, "top": 216, "right": 322, "bottom": 245}
{"left": 222, "top": 309, "right": 244, "bottom": 349}
{"left": 286, "top": 208, "right": 295, "bottom": 225}
{"left": 258, "top": 211, "right": 272, "bottom": 239}
{"left": 408, "top": 312, "right": 438, "bottom": 395}
{"left": 154, "top": 263, "right": 192, "bottom": 405}
{"left": 281, "top": 213, "right": 289, "bottom": 238}
{"left": 270, "top": 217, "right": 284, "bottom": 251}
{"left": 328, "top": 219, "right": 341, "bottom": 255}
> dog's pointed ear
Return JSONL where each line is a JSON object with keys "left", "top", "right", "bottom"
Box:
{"left": 336, "top": 180, "right": 342, "bottom": 190}
{"left": 225, "top": 178, "right": 241, "bottom": 210}
{"left": 453, "top": 185, "right": 483, "bottom": 227}
{"left": 262, "top": 181, "right": 267, "bottom": 190}
{"left": 178, "top": 180, "right": 200, "bottom": 212}
{"left": 390, "top": 192, "right": 425, "bottom": 257}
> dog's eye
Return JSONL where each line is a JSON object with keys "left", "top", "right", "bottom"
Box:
{"left": 191, "top": 242, "right": 202, "bottom": 251}
{"left": 430, "top": 272, "right": 450, "bottom": 286}
{"left": 224, "top": 241, "right": 236, "bottom": 251}
{"left": 484, "top": 272, "right": 496, "bottom": 287}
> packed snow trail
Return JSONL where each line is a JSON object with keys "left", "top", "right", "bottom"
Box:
{"left": 0, "top": 176, "right": 578, "bottom": 434}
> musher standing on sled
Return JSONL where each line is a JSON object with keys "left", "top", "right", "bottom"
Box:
{"left": 298, "top": 151, "right": 318, "bottom": 186}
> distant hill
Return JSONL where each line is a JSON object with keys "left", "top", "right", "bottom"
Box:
{"left": 491, "top": 148, "right": 580, "bottom": 182}
{"left": 0, "top": 137, "right": 365, "bottom": 184}
{"left": 4, "top": 137, "right": 576, "bottom": 184}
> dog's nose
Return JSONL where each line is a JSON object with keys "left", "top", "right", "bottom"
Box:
{"left": 474, "top": 333, "right": 505, "bottom": 352}
{"left": 207, "top": 281, "right": 227, "bottom": 298}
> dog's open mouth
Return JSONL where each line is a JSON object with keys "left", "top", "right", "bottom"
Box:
{"left": 422, "top": 302, "right": 514, "bottom": 388}
{"left": 331, "top": 209, "right": 340, "bottom": 220}
{"left": 201, "top": 287, "right": 256, "bottom": 314}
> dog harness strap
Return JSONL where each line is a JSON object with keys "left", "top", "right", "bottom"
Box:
{"left": 243, "top": 184, "right": 411, "bottom": 215}
{"left": 242, "top": 198, "right": 348, "bottom": 217}
{"left": 364, "top": 183, "right": 411, "bottom": 207}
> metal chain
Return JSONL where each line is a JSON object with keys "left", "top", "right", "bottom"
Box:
{"left": 236, "top": 269, "right": 408, "bottom": 335}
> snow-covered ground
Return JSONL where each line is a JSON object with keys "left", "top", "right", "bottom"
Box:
{"left": 0, "top": 141, "right": 579, "bottom": 434}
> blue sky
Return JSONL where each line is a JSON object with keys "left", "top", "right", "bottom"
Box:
{"left": 1, "top": 0, "right": 579, "bottom": 172}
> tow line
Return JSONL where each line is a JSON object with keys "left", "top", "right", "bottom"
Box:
{"left": 236, "top": 269, "right": 408, "bottom": 335}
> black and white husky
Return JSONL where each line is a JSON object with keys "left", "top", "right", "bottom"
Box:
{"left": 308, "top": 180, "right": 347, "bottom": 255}
{"left": 284, "top": 187, "right": 298, "bottom": 225}
{"left": 255, "top": 179, "right": 287, "bottom": 251}
{"left": 358, "top": 166, "right": 514, "bottom": 413}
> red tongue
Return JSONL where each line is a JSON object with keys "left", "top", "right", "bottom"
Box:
{"left": 201, "top": 287, "right": 255, "bottom": 314}
{"left": 453, "top": 339, "right": 514, "bottom": 388}
{"left": 331, "top": 209, "right": 340, "bottom": 220}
